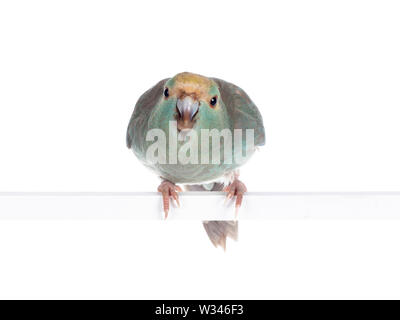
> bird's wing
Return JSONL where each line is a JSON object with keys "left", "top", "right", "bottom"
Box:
{"left": 212, "top": 78, "right": 265, "bottom": 147}
{"left": 126, "top": 78, "right": 169, "bottom": 149}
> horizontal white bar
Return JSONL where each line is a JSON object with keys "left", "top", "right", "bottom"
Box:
{"left": 1, "top": 192, "right": 400, "bottom": 220}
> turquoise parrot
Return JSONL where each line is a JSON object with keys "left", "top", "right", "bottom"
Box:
{"left": 127, "top": 72, "right": 265, "bottom": 249}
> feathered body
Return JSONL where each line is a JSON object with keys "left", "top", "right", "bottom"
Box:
{"left": 127, "top": 72, "right": 265, "bottom": 249}
{"left": 127, "top": 73, "right": 265, "bottom": 183}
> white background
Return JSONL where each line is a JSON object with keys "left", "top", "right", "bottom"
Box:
{"left": 0, "top": 0, "right": 400, "bottom": 299}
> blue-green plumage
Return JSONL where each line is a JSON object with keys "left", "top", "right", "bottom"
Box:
{"left": 127, "top": 72, "right": 265, "bottom": 184}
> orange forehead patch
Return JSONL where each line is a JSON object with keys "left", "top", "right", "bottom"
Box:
{"left": 171, "top": 72, "right": 213, "bottom": 100}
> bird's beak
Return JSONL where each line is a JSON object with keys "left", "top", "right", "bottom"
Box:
{"left": 176, "top": 96, "right": 199, "bottom": 130}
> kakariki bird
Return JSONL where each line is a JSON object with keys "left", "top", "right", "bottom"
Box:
{"left": 127, "top": 72, "right": 265, "bottom": 249}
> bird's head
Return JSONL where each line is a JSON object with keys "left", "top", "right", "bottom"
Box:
{"left": 151, "top": 72, "right": 229, "bottom": 133}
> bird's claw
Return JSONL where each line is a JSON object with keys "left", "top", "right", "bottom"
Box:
{"left": 157, "top": 180, "right": 182, "bottom": 219}
{"left": 223, "top": 180, "right": 247, "bottom": 219}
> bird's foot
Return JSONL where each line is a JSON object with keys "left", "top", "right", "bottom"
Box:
{"left": 157, "top": 180, "right": 182, "bottom": 219}
{"left": 223, "top": 179, "right": 247, "bottom": 219}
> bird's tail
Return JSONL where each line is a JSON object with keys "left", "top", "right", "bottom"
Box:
{"left": 185, "top": 182, "right": 238, "bottom": 250}
{"left": 202, "top": 220, "right": 238, "bottom": 250}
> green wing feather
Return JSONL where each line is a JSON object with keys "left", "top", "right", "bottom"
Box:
{"left": 212, "top": 78, "right": 265, "bottom": 147}
{"left": 126, "top": 78, "right": 168, "bottom": 153}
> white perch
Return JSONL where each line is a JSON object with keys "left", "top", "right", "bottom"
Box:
{"left": 0, "top": 192, "right": 400, "bottom": 220}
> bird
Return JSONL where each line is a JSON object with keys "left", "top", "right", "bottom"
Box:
{"left": 126, "top": 72, "right": 265, "bottom": 249}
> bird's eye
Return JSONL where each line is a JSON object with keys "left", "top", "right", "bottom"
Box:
{"left": 164, "top": 87, "right": 169, "bottom": 98}
{"left": 210, "top": 96, "right": 217, "bottom": 107}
